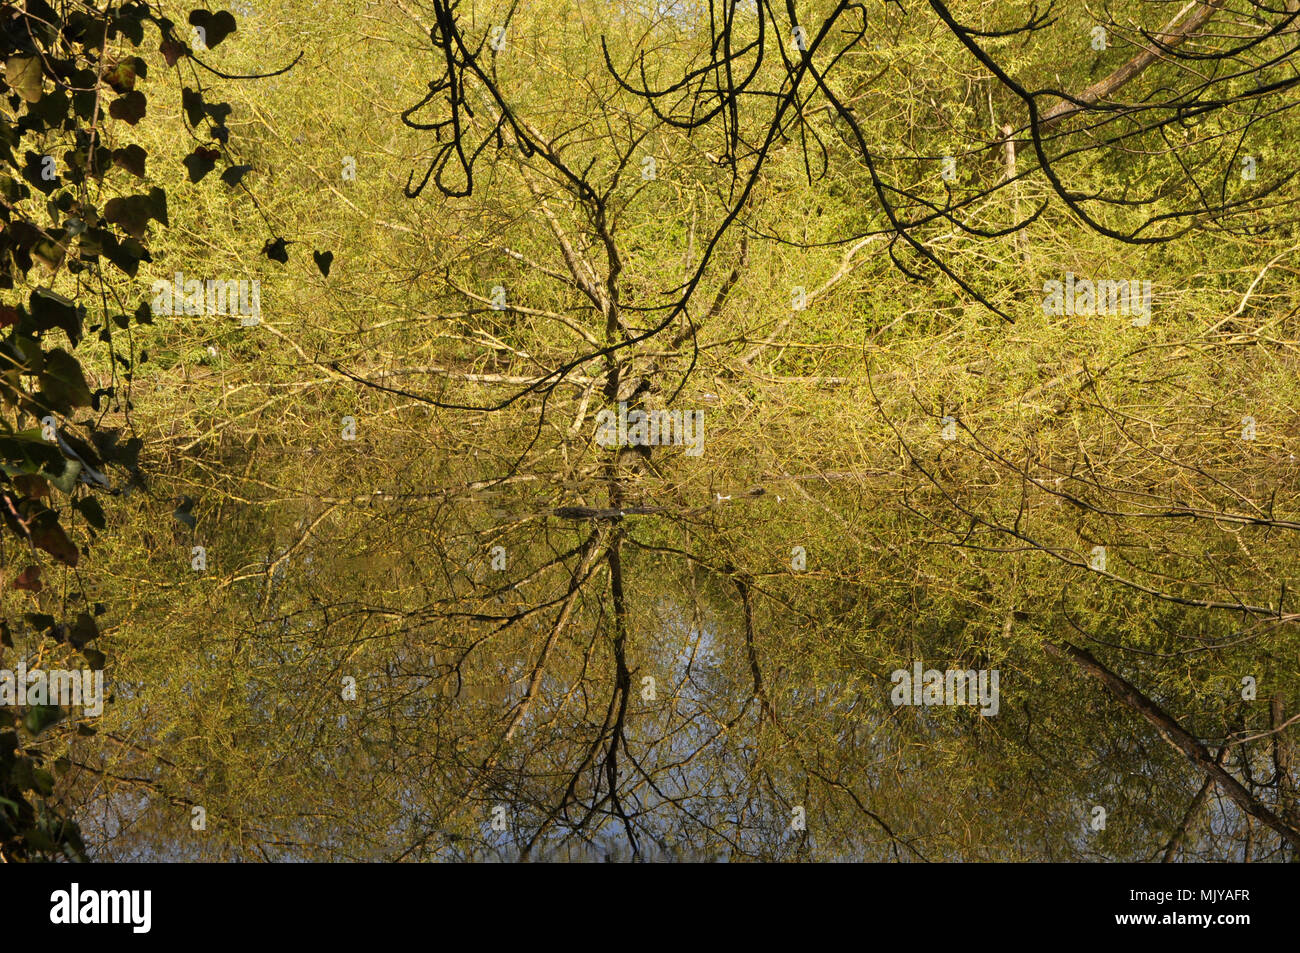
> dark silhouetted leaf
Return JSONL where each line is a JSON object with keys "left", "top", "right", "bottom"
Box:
{"left": 174, "top": 496, "right": 197, "bottom": 530}
{"left": 24, "top": 613, "right": 57, "bottom": 635}
{"left": 263, "top": 237, "right": 289, "bottom": 264}
{"left": 69, "top": 612, "right": 97, "bottom": 649}
{"left": 103, "top": 194, "right": 151, "bottom": 238}
{"left": 111, "top": 144, "right": 146, "bottom": 178}
{"left": 13, "top": 565, "right": 41, "bottom": 592}
{"left": 74, "top": 496, "right": 105, "bottom": 531}
{"left": 30, "top": 515, "right": 78, "bottom": 566}
{"left": 108, "top": 90, "right": 146, "bottom": 124}
{"left": 29, "top": 288, "right": 83, "bottom": 345}
{"left": 13, "top": 474, "right": 48, "bottom": 498}
{"left": 189, "top": 10, "right": 238, "bottom": 48}
{"left": 160, "top": 37, "right": 186, "bottom": 67}
{"left": 182, "top": 146, "right": 220, "bottom": 182}
{"left": 40, "top": 349, "right": 93, "bottom": 411}
{"left": 221, "top": 163, "right": 252, "bottom": 187}
{"left": 181, "top": 86, "right": 204, "bottom": 127}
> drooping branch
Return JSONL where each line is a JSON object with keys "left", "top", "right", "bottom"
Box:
{"left": 1044, "top": 641, "right": 1300, "bottom": 852}
{"left": 1038, "top": 0, "right": 1231, "bottom": 126}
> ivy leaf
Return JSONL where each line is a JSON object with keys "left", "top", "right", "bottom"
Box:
{"left": 31, "top": 767, "right": 55, "bottom": 796}
{"left": 313, "top": 250, "right": 334, "bottom": 277}
{"left": 23, "top": 704, "right": 63, "bottom": 736}
{"left": 24, "top": 613, "right": 57, "bottom": 635}
{"left": 146, "top": 185, "right": 169, "bottom": 226}
{"left": 45, "top": 458, "right": 82, "bottom": 497}
{"left": 100, "top": 233, "right": 152, "bottom": 279}
{"left": 263, "top": 237, "right": 289, "bottom": 264}
{"left": 182, "top": 146, "right": 221, "bottom": 183}
{"left": 181, "top": 86, "right": 205, "bottom": 127}
{"left": 22, "top": 151, "right": 58, "bottom": 195}
{"left": 41, "top": 349, "right": 94, "bottom": 410}
{"left": 30, "top": 514, "right": 78, "bottom": 567}
{"left": 12, "top": 565, "right": 41, "bottom": 592}
{"left": 13, "top": 474, "right": 48, "bottom": 498}
{"left": 220, "top": 164, "right": 252, "bottom": 187}
{"left": 111, "top": 144, "right": 146, "bottom": 178}
{"left": 103, "top": 194, "right": 152, "bottom": 238}
{"left": 160, "top": 37, "right": 187, "bottom": 67}
{"left": 109, "top": 4, "right": 146, "bottom": 45}
{"left": 32, "top": 237, "right": 65, "bottom": 272}
{"left": 189, "top": 10, "right": 238, "bottom": 49}
{"left": 173, "top": 496, "right": 197, "bottom": 530}
{"left": 5, "top": 56, "right": 43, "bottom": 103}
{"left": 29, "top": 288, "right": 83, "bottom": 345}
{"left": 69, "top": 612, "right": 97, "bottom": 649}
{"left": 103, "top": 56, "right": 147, "bottom": 93}
{"left": 29, "top": 87, "right": 69, "bottom": 129}
{"left": 74, "top": 495, "right": 105, "bottom": 531}
{"left": 108, "top": 90, "right": 146, "bottom": 125}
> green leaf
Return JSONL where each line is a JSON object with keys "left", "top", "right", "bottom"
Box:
{"left": 31, "top": 766, "right": 55, "bottom": 796}
{"left": 23, "top": 704, "right": 63, "bottom": 735}
{"left": 104, "top": 56, "right": 146, "bottom": 93}
{"left": 45, "top": 455, "right": 81, "bottom": 495}
{"left": 6, "top": 56, "right": 43, "bottom": 103}
{"left": 40, "top": 349, "right": 94, "bottom": 410}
